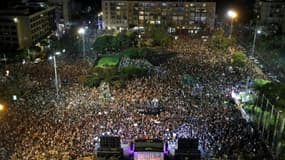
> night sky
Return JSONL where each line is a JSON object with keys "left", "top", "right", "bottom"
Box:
{"left": 216, "top": 0, "right": 255, "bottom": 22}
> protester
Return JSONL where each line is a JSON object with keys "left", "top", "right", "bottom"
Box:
{"left": 0, "top": 36, "right": 270, "bottom": 159}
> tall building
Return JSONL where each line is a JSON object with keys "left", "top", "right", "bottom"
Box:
{"left": 254, "top": 0, "right": 285, "bottom": 33}
{"left": 0, "top": 5, "right": 56, "bottom": 50}
{"left": 48, "top": 0, "right": 72, "bottom": 25}
{"left": 102, "top": 0, "right": 216, "bottom": 32}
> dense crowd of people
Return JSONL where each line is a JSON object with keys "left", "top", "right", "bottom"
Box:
{"left": 0, "top": 36, "right": 271, "bottom": 159}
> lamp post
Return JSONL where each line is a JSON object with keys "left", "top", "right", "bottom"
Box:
{"left": 246, "top": 28, "right": 261, "bottom": 90}
{"left": 49, "top": 51, "right": 61, "bottom": 99}
{"left": 78, "top": 27, "right": 86, "bottom": 59}
{"left": 251, "top": 27, "right": 261, "bottom": 57}
{"left": 227, "top": 10, "right": 237, "bottom": 38}
{"left": 138, "top": 34, "right": 141, "bottom": 48}
{"left": 98, "top": 12, "right": 103, "bottom": 30}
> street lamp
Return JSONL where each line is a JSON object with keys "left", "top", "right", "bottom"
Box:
{"left": 251, "top": 27, "right": 262, "bottom": 57}
{"left": 13, "top": 17, "right": 18, "bottom": 23}
{"left": 49, "top": 51, "right": 61, "bottom": 99}
{"left": 0, "top": 104, "right": 4, "bottom": 111}
{"left": 138, "top": 34, "right": 142, "bottom": 47}
{"left": 78, "top": 27, "right": 86, "bottom": 59}
{"left": 98, "top": 12, "right": 103, "bottom": 30}
{"left": 246, "top": 27, "right": 261, "bottom": 90}
{"left": 227, "top": 10, "right": 237, "bottom": 38}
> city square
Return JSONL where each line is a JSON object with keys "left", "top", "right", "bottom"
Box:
{"left": 0, "top": 0, "right": 285, "bottom": 160}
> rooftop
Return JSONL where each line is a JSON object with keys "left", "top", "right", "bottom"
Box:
{"left": 0, "top": 3, "right": 50, "bottom": 16}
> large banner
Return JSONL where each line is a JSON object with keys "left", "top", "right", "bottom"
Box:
{"left": 134, "top": 152, "right": 164, "bottom": 160}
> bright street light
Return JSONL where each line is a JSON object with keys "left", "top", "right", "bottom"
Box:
{"left": 78, "top": 28, "right": 85, "bottom": 35}
{"left": 98, "top": 11, "right": 103, "bottom": 16}
{"left": 227, "top": 9, "right": 237, "bottom": 38}
{"left": 227, "top": 10, "right": 237, "bottom": 19}
{"left": 0, "top": 104, "right": 4, "bottom": 111}
{"left": 13, "top": 17, "right": 18, "bottom": 23}
{"left": 78, "top": 27, "right": 86, "bottom": 59}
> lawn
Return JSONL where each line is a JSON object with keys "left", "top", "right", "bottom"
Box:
{"left": 96, "top": 55, "right": 120, "bottom": 68}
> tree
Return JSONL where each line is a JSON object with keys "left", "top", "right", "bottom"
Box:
{"left": 93, "top": 35, "right": 114, "bottom": 54}
{"left": 231, "top": 51, "right": 247, "bottom": 67}
{"left": 116, "top": 32, "right": 131, "bottom": 49}
{"left": 93, "top": 31, "right": 136, "bottom": 55}
{"left": 210, "top": 29, "right": 234, "bottom": 52}
{"left": 14, "top": 49, "right": 29, "bottom": 61}
{"left": 122, "top": 47, "right": 149, "bottom": 59}
{"left": 149, "top": 25, "right": 171, "bottom": 47}
{"left": 256, "top": 82, "right": 285, "bottom": 108}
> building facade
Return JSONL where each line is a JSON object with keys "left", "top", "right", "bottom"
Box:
{"left": 254, "top": 0, "right": 285, "bottom": 33}
{"left": 48, "top": 0, "right": 72, "bottom": 25}
{"left": 0, "top": 6, "right": 56, "bottom": 50}
{"left": 102, "top": 0, "right": 216, "bottom": 31}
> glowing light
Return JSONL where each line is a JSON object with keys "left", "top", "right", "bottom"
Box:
{"left": 78, "top": 28, "right": 85, "bottom": 35}
{"left": 98, "top": 11, "right": 103, "bottom": 16}
{"left": 12, "top": 95, "right": 17, "bottom": 101}
{"left": 13, "top": 17, "right": 18, "bottom": 23}
{"left": 227, "top": 10, "right": 237, "bottom": 19}
{"left": 0, "top": 104, "right": 4, "bottom": 111}
{"left": 5, "top": 70, "right": 10, "bottom": 76}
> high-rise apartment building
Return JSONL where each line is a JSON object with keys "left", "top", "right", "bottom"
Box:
{"left": 254, "top": 0, "right": 285, "bottom": 33}
{"left": 0, "top": 5, "right": 56, "bottom": 50}
{"left": 102, "top": 0, "right": 216, "bottom": 32}
{"left": 48, "top": 0, "right": 72, "bottom": 25}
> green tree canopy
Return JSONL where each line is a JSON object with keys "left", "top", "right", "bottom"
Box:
{"left": 93, "top": 35, "right": 115, "bottom": 54}
{"left": 149, "top": 25, "right": 171, "bottom": 47}
{"left": 256, "top": 82, "right": 285, "bottom": 108}
{"left": 231, "top": 51, "right": 247, "bottom": 67}
{"left": 122, "top": 47, "right": 150, "bottom": 59}
{"left": 93, "top": 31, "right": 135, "bottom": 54}
{"left": 210, "top": 29, "right": 234, "bottom": 52}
